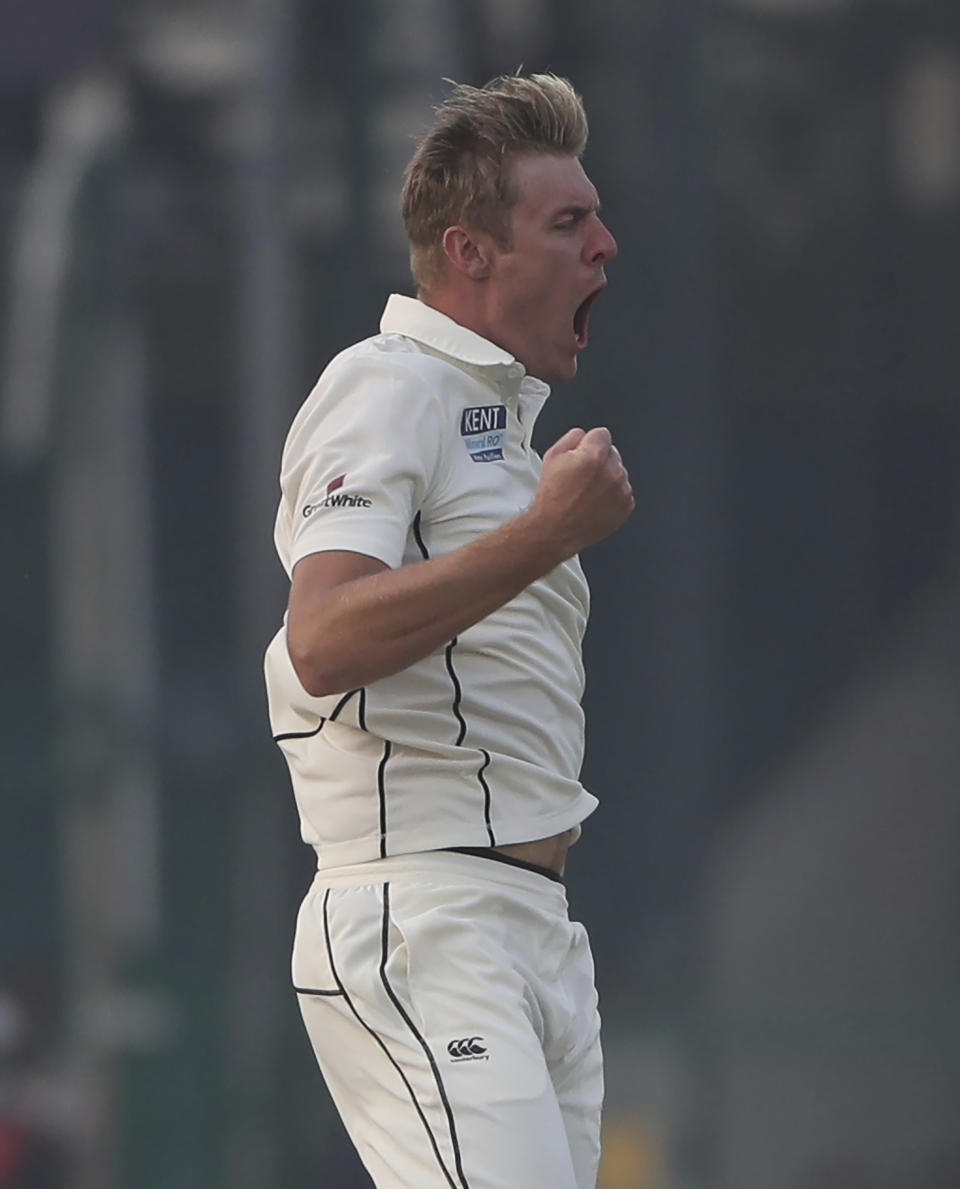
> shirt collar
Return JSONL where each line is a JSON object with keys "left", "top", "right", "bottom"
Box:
{"left": 379, "top": 294, "right": 551, "bottom": 414}
{"left": 381, "top": 293, "right": 516, "bottom": 368}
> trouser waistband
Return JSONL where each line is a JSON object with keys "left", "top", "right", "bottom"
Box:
{"left": 440, "top": 845, "right": 564, "bottom": 884}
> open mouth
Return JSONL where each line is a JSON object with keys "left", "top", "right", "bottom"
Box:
{"left": 573, "top": 285, "right": 604, "bottom": 349}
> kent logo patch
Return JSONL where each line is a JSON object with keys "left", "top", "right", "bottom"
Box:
{"left": 460, "top": 404, "right": 507, "bottom": 463}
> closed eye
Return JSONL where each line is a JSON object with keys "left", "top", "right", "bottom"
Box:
{"left": 552, "top": 203, "right": 597, "bottom": 231}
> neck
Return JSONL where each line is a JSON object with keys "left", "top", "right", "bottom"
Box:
{"left": 418, "top": 286, "right": 499, "bottom": 353}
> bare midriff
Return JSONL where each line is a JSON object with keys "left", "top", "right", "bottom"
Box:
{"left": 494, "top": 827, "right": 577, "bottom": 877}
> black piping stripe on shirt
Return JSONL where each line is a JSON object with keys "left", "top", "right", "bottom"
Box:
{"left": 411, "top": 510, "right": 494, "bottom": 830}
{"left": 380, "top": 884, "right": 470, "bottom": 1189}
{"left": 377, "top": 740, "right": 392, "bottom": 858}
{"left": 293, "top": 983, "right": 343, "bottom": 997}
{"left": 276, "top": 683, "right": 363, "bottom": 742}
{"left": 477, "top": 749, "right": 495, "bottom": 846}
{"left": 273, "top": 718, "right": 325, "bottom": 743}
{"left": 322, "top": 889, "right": 461, "bottom": 1189}
{"left": 444, "top": 639, "right": 467, "bottom": 745}
{"left": 413, "top": 513, "right": 467, "bottom": 746}
{"left": 276, "top": 686, "right": 360, "bottom": 743}
{"left": 412, "top": 510, "right": 429, "bottom": 561}
{"left": 329, "top": 687, "right": 359, "bottom": 722}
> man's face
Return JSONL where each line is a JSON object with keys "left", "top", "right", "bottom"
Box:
{"left": 484, "top": 152, "right": 617, "bottom": 383}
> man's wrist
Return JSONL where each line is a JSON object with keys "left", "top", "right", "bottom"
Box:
{"left": 505, "top": 506, "right": 577, "bottom": 574}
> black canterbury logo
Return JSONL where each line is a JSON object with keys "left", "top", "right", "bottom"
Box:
{"left": 447, "top": 1037, "right": 488, "bottom": 1061}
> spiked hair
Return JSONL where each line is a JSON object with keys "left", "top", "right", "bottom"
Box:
{"left": 401, "top": 73, "right": 589, "bottom": 293}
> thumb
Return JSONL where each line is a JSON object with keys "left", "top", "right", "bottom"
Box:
{"left": 544, "top": 426, "right": 587, "bottom": 459}
{"left": 577, "top": 426, "right": 612, "bottom": 451}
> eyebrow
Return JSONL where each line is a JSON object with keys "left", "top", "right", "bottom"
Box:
{"left": 550, "top": 199, "right": 601, "bottom": 222}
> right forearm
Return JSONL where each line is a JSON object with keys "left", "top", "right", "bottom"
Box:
{"left": 287, "top": 422, "right": 634, "bottom": 698}
{"left": 287, "top": 509, "right": 571, "bottom": 697}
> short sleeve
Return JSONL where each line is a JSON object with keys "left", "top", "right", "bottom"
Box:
{"left": 276, "top": 354, "right": 447, "bottom": 573}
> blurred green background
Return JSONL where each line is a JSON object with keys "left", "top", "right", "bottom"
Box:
{"left": 1, "top": 1, "right": 958, "bottom": 1186}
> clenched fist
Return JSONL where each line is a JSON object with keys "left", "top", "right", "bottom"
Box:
{"left": 529, "top": 426, "right": 634, "bottom": 556}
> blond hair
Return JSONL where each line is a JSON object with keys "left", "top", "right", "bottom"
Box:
{"left": 401, "top": 73, "right": 589, "bottom": 293}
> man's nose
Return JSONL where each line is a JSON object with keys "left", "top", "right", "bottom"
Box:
{"left": 589, "top": 218, "right": 618, "bottom": 265}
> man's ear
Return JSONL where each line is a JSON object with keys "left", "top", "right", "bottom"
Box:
{"left": 441, "top": 225, "right": 495, "bottom": 280}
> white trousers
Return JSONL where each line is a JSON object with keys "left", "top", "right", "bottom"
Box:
{"left": 293, "top": 849, "right": 604, "bottom": 1189}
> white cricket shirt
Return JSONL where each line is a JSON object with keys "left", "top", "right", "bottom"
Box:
{"left": 264, "top": 294, "right": 598, "bottom": 868}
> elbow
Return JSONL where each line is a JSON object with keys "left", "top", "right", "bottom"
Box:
{"left": 297, "top": 668, "right": 336, "bottom": 700}
{"left": 287, "top": 638, "right": 348, "bottom": 699}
